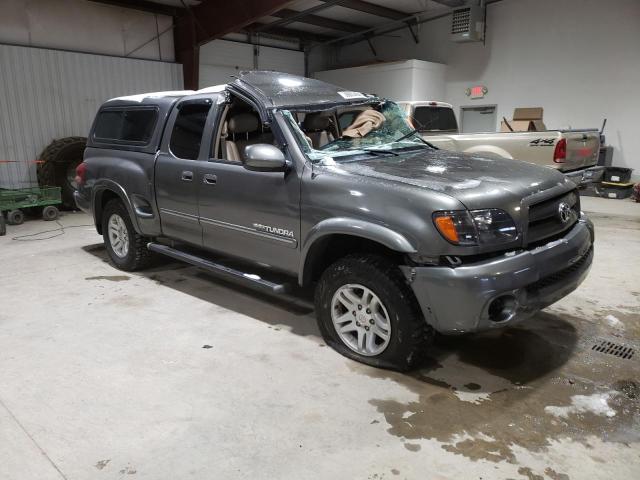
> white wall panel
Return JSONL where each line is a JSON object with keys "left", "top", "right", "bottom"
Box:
{"left": 321, "top": 0, "right": 640, "bottom": 171}
{"left": 315, "top": 60, "right": 446, "bottom": 101}
{"left": 0, "top": 44, "right": 183, "bottom": 188}
{"left": 199, "top": 39, "right": 304, "bottom": 88}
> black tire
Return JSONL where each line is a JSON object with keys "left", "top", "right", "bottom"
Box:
{"left": 42, "top": 205, "right": 60, "bottom": 221}
{"left": 0, "top": 214, "right": 6, "bottom": 236}
{"left": 37, "top": 137, "right": 87, "bottom": 209}
{"left": 7, "top": 210, "right": 25, "bottom": 226}
{"left": 101, "top": 200, "right": 152, "bottom": 271}
{"left": 314, "top": 254, "right": 433, "bottom": 371}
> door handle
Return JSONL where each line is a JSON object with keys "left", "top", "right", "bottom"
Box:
{"left": 181, "top": 170, "right": 193, "bottom": 182}
{"left": 203, "top": 173, "right": 217, "bottom": 185}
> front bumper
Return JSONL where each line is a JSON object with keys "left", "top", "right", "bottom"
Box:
{"left": 402, "top": 217, "right": 594, "bottom": 334}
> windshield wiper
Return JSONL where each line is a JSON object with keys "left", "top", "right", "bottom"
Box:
{"left": 362, "top": 148, "right": 399, "bottom": 156}
{"left": 393, "top": 129, "right": 436, "bottom": 148}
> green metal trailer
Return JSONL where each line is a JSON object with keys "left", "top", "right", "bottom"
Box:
{"left": 0, "top": 186, "right": 62, "bottom": 230}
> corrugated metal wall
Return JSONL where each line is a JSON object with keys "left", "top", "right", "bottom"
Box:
{"left": 0, "top": 44, "right": 183, "bottom": 188}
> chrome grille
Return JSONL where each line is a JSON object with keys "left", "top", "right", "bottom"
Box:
{"left": 526, "top": 190, "right": 580, "bottom": 245}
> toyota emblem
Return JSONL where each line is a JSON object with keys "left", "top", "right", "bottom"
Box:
{"left": 558, "top": 202, "right": 572, "bottom": 223}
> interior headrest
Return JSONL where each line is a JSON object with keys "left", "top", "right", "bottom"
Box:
{"left": 303, "top": 113, "right": 331, "bottom": 131}
{"left": 228, "top": 113, "right": 260, "bottom": 134}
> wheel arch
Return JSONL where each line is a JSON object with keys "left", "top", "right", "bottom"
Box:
{"left": 92, "top": 181, "right": 140, "bottom": 235}
{"left": 299, "top": 218, "right": 417, "bottom": 286}
{"left": 463, "top": 144, "right": 513, "bottom": 159}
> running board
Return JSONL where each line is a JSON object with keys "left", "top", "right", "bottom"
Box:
{"left": 147, "top": 243, "right": 291, "bottom": 295}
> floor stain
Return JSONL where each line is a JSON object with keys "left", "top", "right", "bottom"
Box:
{"left": 517, "top": 466, "right": 544, "bottom": 480}
{"left": 119, "top": 465, "right": 137, "bottom": 475}
{"left": 94, "top": 459, "right": 110, "bottom": 470}
{"left": 544, "top": 467, "right": 570, "bottom": 480}
{"left": 390, "top": 468, "right": 400, "bottom": 475}
{"left": 356, "top": 312, "right": 640, "bottom": 464}
{"left": 403, "top": 442, "right": 421, "bottom": 452}
{"left": 85, "top": 275, "right": 130, "bottom": 282}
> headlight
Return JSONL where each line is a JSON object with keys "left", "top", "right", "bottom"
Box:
{"left": 433, "top": 209, "right": 517, "bottom": 246}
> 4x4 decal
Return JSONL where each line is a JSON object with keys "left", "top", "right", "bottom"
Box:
{"left": 529, "top": 138, "right": 555, "bottom": 146}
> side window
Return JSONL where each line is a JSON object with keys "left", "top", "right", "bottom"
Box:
{"left": 170, "top": 102, "right": 212, "bottom": 160}
{"left": 93, "top": 108, "right": 157, "bottom": 144}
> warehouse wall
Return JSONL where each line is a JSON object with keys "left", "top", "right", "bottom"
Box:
{"left": 317, "top": 0, "right": 640, "bottom": 170}
{"left": 0, "top": 0, "right": 174, "bottom": 61}
{"left": 199, "top": 39, "right": 305, "bottom": 88}
{"left": 0, "top": 45, "right": 183, "bottom": 188}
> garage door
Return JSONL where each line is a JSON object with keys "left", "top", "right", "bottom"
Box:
{"left": 199, "top": 39, "right": 304, "bottom": 88}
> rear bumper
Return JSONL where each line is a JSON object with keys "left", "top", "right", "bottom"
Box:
{"left": 73, "top": 190, "right": 91, "bottom": 214}
{"left": 402, "top": 216, "right": 594, "bottom": 334}
{"left": 564, "top": 165, "right": 605, "bottom": 186}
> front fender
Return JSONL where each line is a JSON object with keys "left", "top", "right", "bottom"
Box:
{"left": 299, "top": 217, "right": 417, "bottom": 284}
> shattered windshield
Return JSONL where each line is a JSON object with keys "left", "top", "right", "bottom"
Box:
{"left": 281, "top": 101, "right": 431, "bottom": 163}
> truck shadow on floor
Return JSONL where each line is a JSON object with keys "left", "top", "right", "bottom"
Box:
{"left": 82, "top": 243, "right": 578, "bottom": 389}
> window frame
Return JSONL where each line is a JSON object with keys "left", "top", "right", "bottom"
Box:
{"left": 92, "top": 106, "right": 159, "bottom": 146}
{"left": 168, "top": 98, "right": 213, "bottom": 161}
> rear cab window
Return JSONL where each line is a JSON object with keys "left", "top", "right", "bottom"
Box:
{"left": 93, "top": 107, "right": 158, "bottom": 145}
{"left": 412, "top": 106, "right": 458, "bottom": 132}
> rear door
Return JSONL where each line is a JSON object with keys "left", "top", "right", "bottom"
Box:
{"left": 155, "top": 97, "right": 213, "bottom": 245}
{"left": 563, "top": 131, "right": 600, "bottom": 171}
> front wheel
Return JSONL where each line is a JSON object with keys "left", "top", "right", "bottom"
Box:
{"left": 314, "top": 254, "right": 433, "bottom": 371}
{"left": 102, "top": 200, "right": 152, "bottom": 271}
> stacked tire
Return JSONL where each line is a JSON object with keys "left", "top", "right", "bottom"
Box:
{"left": 37, "top": 137, "right": 87, "bottom": 209}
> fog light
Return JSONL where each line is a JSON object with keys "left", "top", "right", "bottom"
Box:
{"left": 488, "top": 295, "right": 517, "bottom": 322}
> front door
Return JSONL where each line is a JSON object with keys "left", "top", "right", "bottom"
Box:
{"left": 196, "top": 113, "right": 301, "bottom": 275}
{"left": 155, "top": 98, "right": 213, "bottom": 245}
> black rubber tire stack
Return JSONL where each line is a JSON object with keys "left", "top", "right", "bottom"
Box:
{"left": 37, "top": 137, "right": 87, "bottom": 209}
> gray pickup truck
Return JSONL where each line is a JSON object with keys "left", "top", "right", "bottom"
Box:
{"left": 75, "top": 71, "right": 594, "bottom": 371}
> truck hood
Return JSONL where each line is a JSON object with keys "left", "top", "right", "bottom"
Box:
{"left": 324, "top": 149, "right": 570, "bottom": 209}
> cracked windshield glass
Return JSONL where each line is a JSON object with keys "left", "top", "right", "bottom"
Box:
{"left": 282, "top": 101, "right": 431, "bottom": 164}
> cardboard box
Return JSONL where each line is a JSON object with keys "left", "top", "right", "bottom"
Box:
{"left": 501, "top": 108, "right": 547, "bottom": 132}
{"left": 513, "top": 107, "right": 544, "bottom": 121}
{"left": 501, "top": 120, "right": 546, "bottom": 132}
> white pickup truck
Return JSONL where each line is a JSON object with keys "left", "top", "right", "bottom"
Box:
{"left": 398, "top": 101, "right": 603, "bottom": 185}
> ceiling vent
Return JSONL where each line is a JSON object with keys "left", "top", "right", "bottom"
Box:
{"left": 451, "top": 5, "right": 485, "bottom": 43}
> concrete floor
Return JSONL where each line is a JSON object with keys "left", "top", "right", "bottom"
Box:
{"left": 0, "top": 196, "right": 639, "bottom": 480}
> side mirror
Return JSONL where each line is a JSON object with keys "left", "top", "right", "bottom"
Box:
{"left": 242, "top": 144, "right": 287, "bottom": 172}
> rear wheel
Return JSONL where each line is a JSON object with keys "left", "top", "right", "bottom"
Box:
{"left": 42, "top": 205, "right": 59, "bottom": 221}
{"left": 314, "top": 254, "right": 433, "bottom": 371}
{"left": 0, "top": 214, "right": 6, "bottom": 236}
{"left": 7, "top": 210, "right": 24, "bottom": 226}
{"left": 102, "top": 200, "right": 152, "bottom": 271}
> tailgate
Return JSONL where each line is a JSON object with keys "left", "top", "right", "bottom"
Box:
{"left": 563, "top": 131, "right": 600, "bottom": 171}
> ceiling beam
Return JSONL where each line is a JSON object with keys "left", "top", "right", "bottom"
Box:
{"left": 245, "top": 24, "right": 337, "bottom": 43}
{"left": 88, "top": 0, "right": 179, "bottom": 16}
{"left": 430, "top": 0, "right": 466, "bottom": 7}
{"left": 185, "top": 0, "right": 298, "bottom": 45}
{"left": 269, "top": 8, "right": 364, "bottom": 33}
{"left": 174, "top": 0, "right": 296, "bottom": 90}
{"left": 324, "top": 0, "right": 407, "bottom": 20}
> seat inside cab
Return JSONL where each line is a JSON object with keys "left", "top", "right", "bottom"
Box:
{"left": 214, "top": 97, "right": 275, "bottom": 162}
